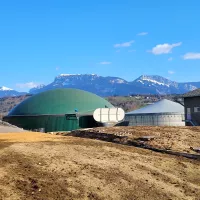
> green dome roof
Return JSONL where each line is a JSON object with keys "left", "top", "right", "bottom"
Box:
{"left": 8, "top": 88, "right": 113, "bottom": 116}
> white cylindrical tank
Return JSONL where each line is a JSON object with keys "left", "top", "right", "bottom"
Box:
{"left": 125, "top": 113, "right": 185, "bottom": 126}
{"left": 125, "top": 99, "right": 185, "bottom": 126}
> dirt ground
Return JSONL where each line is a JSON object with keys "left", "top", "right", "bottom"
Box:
{"left": 66, "top": 126, "right": 200, "bottom": 154}
{"left": 0, "top": 129, "right": 200, "bottom": 200}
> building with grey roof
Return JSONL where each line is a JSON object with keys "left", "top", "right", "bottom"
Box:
{"left": 125, "top": 99, "right": 185, "bottom": 126}
{"left": 181, "top": 89, "right": 200, "bottom": 126}
{"left": 182, "top": 88, "right": 200, "bottom": 98}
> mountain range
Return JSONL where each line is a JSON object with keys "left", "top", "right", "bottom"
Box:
{"left": 0, "top": 86, "right": 26, "bottom": 98}
{"left": 1, "top": 74, "right": 200, "bottom": 97}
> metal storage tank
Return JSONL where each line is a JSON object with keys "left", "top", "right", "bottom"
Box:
{"left": 125, "top": 99, "right": 185, "bottom": 126}
{"left": 3, "top": 88, "right": 114, "bottom": 132}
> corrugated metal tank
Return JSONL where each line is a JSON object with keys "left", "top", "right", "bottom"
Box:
{"left": 125, "top": 99, "right": 185, "bottom": 126}
{"left": 125, "top": 113, "right": 185, "bottom": 126}
{"left": 3, "top": 88, "right": 114, "bottom": 132}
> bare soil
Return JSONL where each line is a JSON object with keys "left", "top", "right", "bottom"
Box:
{"left": 64, "top": 126, "right": 200, "bottom": 154}
{"left": 0, "top": 129, "right": 200, "bottom": 200}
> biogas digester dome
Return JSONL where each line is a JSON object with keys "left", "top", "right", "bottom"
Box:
{"left": 4, "top": 88, "right": 114, "bottom": 132}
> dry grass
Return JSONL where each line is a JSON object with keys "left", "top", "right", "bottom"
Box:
{"left": 0, "top": 132, "right": 63, "bottom": 143}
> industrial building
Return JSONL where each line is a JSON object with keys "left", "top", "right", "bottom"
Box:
{"left": 182, "top": 88, "right": 200, "bottom": 126}
{"left": 3, "top": 88, "right": 114, "bottom": 132}
{"left": 125, "top": 99, "right": 185, "bottom": 126}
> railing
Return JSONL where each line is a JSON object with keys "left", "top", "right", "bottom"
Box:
{"left": 185, "top": 120, "right": 196, "bottom": 126}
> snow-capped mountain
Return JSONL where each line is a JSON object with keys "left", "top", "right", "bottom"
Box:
{"left": 29, "top": 74, "right": 131, "bottom": 96}
{"left": 0, "top": 86, "right": 13, "bottom": 91}
{"left": 29, "top": 84, "right": 46, "bottom": 94}
{"left": 134, "top": 75, "right": 178, "bottom": 87}
{"left": 29, "top": 74, "right": 199, "bottom": 96}
{"left": 1, "top": 74, "right": 199, "bottom": 98}
{"left": 0, "top": 86, "right": 26, "bottom": 98}
{"left": 133, "top": 75, "right": 197, "bottom": 95}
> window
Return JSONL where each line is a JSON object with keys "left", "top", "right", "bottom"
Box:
{"left": 194, "top": 107, "right": 200, "bottom": 112}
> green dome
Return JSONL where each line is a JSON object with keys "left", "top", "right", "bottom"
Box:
{"left": 8, "top": 88, "right": 113, "bottom": 116}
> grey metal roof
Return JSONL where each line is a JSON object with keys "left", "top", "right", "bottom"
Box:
{"left": 126, "top": 99, "right": 184, "bottom": 115}
{"left": 182, "top": 88, "right": 200, "bottom": 98}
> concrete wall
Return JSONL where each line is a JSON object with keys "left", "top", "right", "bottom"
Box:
{"left": 184, "top": 97, "right": 200, "bottom": 126}
{"left": 125, "top": 113, "right": 185, "bottom": 126}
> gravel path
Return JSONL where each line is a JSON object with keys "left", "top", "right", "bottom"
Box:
{"left": 0, "top": 125, "right": 25, "bottom": 133}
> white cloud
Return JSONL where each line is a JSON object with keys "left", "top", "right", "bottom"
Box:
{"left": 168, "top": 57, "right": 173, "bottom": 61}
{"left": 99, "top": 61, "right": 112, "bottom": 65}
{"left": 137, "top": 32, "right": 148, "bottom": 36}
{"left": 149, "top": 42, "right": 182, "bottom": 55}
{"left": 16, "top": 82, "right": 39, "bottom": 89}
{"left": 183, "top": 52, "right": 200, "bottom": 60}
{"left": 168, "top": 70, "right": 175, "bottom": 74}
{"left": 114, "top": 40, "right": 134, "bottom": 48}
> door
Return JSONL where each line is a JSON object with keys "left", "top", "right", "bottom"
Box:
{"left": 187, "top": 108, "right": 191, "bottom": 120}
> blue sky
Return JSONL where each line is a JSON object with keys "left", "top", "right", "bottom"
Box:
{"left": 1, "top": 0, "right": 200, "bottom": 91}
